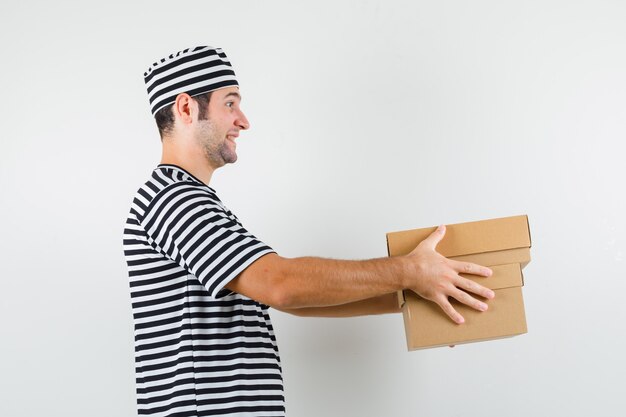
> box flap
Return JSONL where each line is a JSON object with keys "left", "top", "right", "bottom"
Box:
{"left": 386, "top": 215, "right": 531, "bottom": 258}
{"left": 450, "top": 247, "right": 531, "bottom": 269}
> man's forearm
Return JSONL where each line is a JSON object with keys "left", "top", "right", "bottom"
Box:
{"left": 273, "top": 255, "right": 408, "bottom": 309}
{"left": 274, "top": 293, "right": 401, "bottom": 317}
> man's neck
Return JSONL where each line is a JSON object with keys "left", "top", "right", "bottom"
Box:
{"left": 160, "top": 148, "right": 215, "bottom": 186}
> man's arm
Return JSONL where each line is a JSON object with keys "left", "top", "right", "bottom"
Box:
{"left": 227, "top": 253, "right": 407, "bottom": 310}
{"left": 226, "top": 225, "right": 495, "bottom": 324}
{"left": 274, "top": 293, "right": 401, "bottom": 318}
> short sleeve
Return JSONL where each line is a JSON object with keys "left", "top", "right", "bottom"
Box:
{"left": 140, "top": 183, "right": 275, "bottom": 298}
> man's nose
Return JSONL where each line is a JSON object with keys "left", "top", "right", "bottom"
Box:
{"left": 236, "top": 110, "right": 250, "bottom": 130}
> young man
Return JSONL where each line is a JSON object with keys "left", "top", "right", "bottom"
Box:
{"left": 123, "top": 46, "right": 494, "bottom": 417}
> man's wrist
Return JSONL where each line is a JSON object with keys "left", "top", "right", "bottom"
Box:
{"left": 393, "top": 255, "right": 412, "bottom": 291}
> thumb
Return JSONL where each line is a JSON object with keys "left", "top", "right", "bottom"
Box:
{"left": 422, "top": 224, "right": 446, "bottom": 249}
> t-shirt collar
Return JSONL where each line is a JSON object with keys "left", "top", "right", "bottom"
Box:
{"left": 156, "top": 163, "right": 218, "bottom": 193}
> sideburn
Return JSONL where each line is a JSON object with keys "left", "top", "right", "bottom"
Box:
{"left": 195, "top": 92, "right": 212, "bottom": 121}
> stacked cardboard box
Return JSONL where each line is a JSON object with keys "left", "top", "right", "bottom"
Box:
{"left": 386, "top": 215, "right": 532, "bottom": 350}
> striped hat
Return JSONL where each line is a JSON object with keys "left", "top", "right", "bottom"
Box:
{"left": 144, "top": 46, "right": 239, "bottom": 116}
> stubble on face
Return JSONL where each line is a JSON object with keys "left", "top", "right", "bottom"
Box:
{"left": 194, "top": 118, "right": 237, "bottom": 168}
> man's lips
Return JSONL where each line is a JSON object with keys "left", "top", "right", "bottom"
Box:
{"left": 226, "top": 134, "right": 238, "bottom": 146}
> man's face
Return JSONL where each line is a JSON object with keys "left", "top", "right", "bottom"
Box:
{"left": 193, "top": 86, "right": 250, "bottom": 169}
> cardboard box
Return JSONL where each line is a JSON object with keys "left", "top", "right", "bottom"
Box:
{"left": 386, "top": 215, "right": 532, "bottom": 350}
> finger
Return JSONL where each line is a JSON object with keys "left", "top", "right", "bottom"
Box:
{"left": 451, "top": 288, "right": 489, "bottom": 312}
{"left": 455, "top": 276, "right": 495, "bottom": 299}
{"left": 421, "top": 225, "right": 446, "bottom": 250}
{"left": 435, "top": 296, "right": 464, "bottom": 324}
{"left": 450, "top": 259, "right": 492, "bottom": 277}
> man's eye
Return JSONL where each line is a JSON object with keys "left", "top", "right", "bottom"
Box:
{"left": 226, "top": 102, "right": 234, "bottom": 108}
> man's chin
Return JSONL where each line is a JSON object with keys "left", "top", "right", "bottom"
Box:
{"left": 206, "top": 155, "right": 234, "bottom": 169}
{"left": 221, "top": 153, "right": 237, "bottom": 165}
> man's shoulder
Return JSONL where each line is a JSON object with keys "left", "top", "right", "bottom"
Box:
{"left": 131, "top": 167, "right": 220, "bottom": 224}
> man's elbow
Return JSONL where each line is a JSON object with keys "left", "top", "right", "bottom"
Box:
{"left": 227, "top": 254, "right": 300, "bottom": 310}
{"left": 245, "top": 283, "right": 303, "bottom": 312}
{"left": 259, "top": 269, "right": 309, "bottom": 311}
{"left": 268, "top": 285, "right": 298, "bottom": 310}
{"left": 261, "top": 258, "right": 300, "bottom": 310}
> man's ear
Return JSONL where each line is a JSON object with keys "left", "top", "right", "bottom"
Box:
{"left": 172, "top": 93, "right": 195, "bottom": 126}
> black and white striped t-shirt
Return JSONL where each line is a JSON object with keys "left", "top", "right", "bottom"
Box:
{"left": 123, "top": 164, "right": 285, "bottom": 417}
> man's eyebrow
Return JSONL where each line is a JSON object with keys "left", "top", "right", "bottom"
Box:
{"left": 224, "top": 91, "right": 242, "bottom": 101}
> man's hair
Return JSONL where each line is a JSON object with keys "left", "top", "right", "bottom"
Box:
{"left": 154, "top": 92, "right": 213, "bottom": 138}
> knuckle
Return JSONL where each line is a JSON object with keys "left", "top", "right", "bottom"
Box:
{"left": 447, "top": 306, "right": 460, "bottom": 320}
{"left": 461, "top": 292, "right": 476, "bottom": 306}
{"left": 459, "top": 278, "right": 472, "bottom": 289}
{"left": 435, "top": 281, "right": 449, "bottom": 293}
{"left": 442, "top": 271, "right": 456, "bottom": 281}
{"left": 474, "top": 282, "right": 487, "bottom": 292}
{"left": 454, "top": 290, "right": 472, "bottom": 304}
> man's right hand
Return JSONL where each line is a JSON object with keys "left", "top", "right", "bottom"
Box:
{"left": 404, "top": 224, "right": 495, "bottom": 324}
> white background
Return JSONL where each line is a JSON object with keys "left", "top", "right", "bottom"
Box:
{"left": 1, "top": 1, "right": 625, "bottom": 416}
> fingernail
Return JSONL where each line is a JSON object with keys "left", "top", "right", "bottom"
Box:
{"left": 488, "top": 290, "right": 495, "bottom": 299}
{"left": 486, "top": 268, "right": 493, "bottom": 276}
{"left": 457, "top": 316, "right": 465, "bottom": 324}
{"left": 480, "top": 303, "right": 488, "bottom": 311}
{"left": 438, "top": 224, "right": 445, "bottom": 233}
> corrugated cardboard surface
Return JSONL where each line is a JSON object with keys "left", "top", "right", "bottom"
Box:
{"left": 386, "top": 215, "right": 531, "bottom": 350}
{"left": 402, "top": 264, "right": 527, "bottom": 349}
